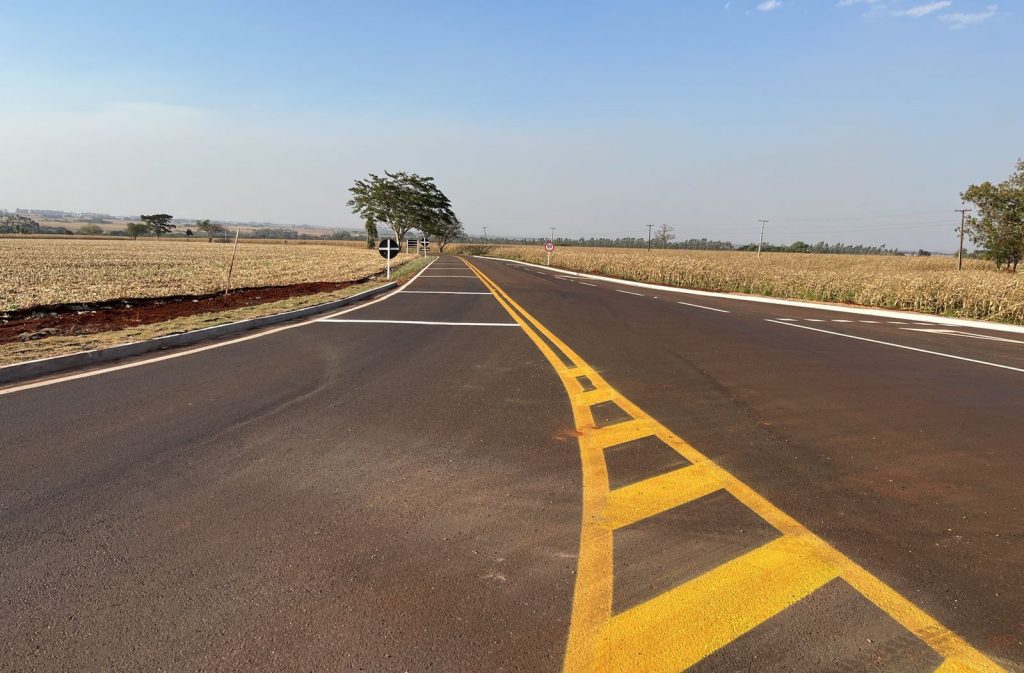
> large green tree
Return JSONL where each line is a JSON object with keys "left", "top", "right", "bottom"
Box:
{"left": 141, "top": 213, "right": 175, "bottom": 238}
{"left": 962, "top": 160, "right": 1024, "bottom": 271}
{"left": 347, "top": 171, "right": 458, "bottom": 248}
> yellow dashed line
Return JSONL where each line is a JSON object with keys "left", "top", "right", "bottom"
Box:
{"left": 462, "top": 258, "right": 1006, "bottom": 673}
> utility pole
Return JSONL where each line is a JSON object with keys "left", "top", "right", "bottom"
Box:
{"left": 549, "top": 226, "right": 556, "bottom": 242}
{"left": 757, "top": 220, "right": 768, "bottom": 259}
{"left": 482, "top": 226, "right": 488, "bottom": 243}
{"left": 647, "top": 224, "right": 654, "bottom": 251}
{"left": 955, "top": 208, "right": 971, "bottom": 271}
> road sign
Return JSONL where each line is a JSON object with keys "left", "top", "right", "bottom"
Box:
{"left": 378, "top": 238, "right": 400, "bottom": 280}
{"left": 378, "top": 238, "right": 401, "bottom": 259}
{"left": 544, "top": 241, "right": 554, "bottom": 252}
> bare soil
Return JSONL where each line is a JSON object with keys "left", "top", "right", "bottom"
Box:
{"left": 0, "top": 280, "right": 369, "bottom": 344}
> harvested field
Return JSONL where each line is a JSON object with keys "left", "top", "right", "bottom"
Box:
{"left": 451, "top": 244, "right": 1024, "bottom": 324}
{"left": 0, "top": 238, "right": 411, "bottom": 311}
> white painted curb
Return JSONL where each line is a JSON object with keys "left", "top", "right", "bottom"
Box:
{"left": 478, "top": 256, "right": 1024, "bottom": 335}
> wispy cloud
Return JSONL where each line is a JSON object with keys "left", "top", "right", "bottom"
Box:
{"left": 757, "top": 0, "right": 782, "bottom": 11}
{"left": 836, "top": 0, "right": 885, "bottom": 6}
{"left": 939, "top": 4, "right": 998, "bottom": 27}
{"left": 893, "top": 1, "right": 952, "bottom": 17}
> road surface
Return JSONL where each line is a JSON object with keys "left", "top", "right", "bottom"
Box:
{"left": 0, "top": 256, "right": 1020, "bottom": 672}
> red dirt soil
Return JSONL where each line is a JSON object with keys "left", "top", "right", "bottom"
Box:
{"left": 0, "top": 279, "right": 373, "bottom": 344}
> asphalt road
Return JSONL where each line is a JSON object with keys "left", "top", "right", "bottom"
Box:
{"left": 1, "top": 256, "right": 1020, "bottom": 672}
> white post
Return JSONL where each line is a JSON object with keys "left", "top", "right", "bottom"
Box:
{"left": 225, "top": 227, "right": 240, "bottom": 295}
{"left": 386, "top": 251, "right": 391, "bottom": 280}
{"left": 547, "top": 250, "right": 551, "bottom": 266}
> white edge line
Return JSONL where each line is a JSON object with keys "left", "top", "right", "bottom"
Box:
{"left": 478, "top": 256, "right": 1024, "bottom": 336}
{"left": 766, "top": 319, "right": 1024, "bottom": 374}
{"left": 320, "top": 319, "right": 519, "bottom": 327}
{"left": 1, "top": 259, "right": 438, "bottom": 397}
{"left": 677, "top": 301, "right": 730, "bottom": 313}
{"left": 616, "top": 289, "right": 645, "bottom": 296}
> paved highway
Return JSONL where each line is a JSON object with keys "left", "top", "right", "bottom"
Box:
{"left": 1, "top": 256, "right": 1020, "bottom": 672}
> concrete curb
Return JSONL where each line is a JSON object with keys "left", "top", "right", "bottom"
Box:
{"left": 0, "top": 282, "right": 397, "bottom": 386}
{"left": 478, "top": 255, "right": 1024, "bottom": 335}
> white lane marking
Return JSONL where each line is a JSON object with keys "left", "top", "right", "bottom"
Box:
{"left": 580, "top": 282, "right": 598, "bottom": 287}
{"left": 677, "top": 301, "right": 730, "bottom": 313}
{"left": 832, "top": 319, "right": 854, "bottom": 323}
{"left": 401, "top": 291, "right": 492, "bottom": 295}
{"left": 901, "top": 328, "right": 1024, "bottom": 345}
{"left": 776, "top": 318, "right": 798, "bottom": 321}
{"left": 417, "top": 274, "right": 477, "bottom": 277}
{"left": 1, "top": 259, "right": 440, "bottom": 397}
{"left": 320, "top": 319, "right": 519, "bottom": 327}
{"left": 805, "top": 318, "right": 826, "bottom": 322}
{"left": 859, "top": 320, "right": 879, "bottom": 324}
{"left": 767, "top": 320, "right": 1024, "bottom": 374}
{"left": 886, "top": 321, "right": 908, "bottom": 325}
{"left": 616, "top": 290, "right": 645, "bottom": 296}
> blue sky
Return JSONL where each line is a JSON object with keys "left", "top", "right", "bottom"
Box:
{"left": 1, "top": 0, "right": 1020, "bottom": 249}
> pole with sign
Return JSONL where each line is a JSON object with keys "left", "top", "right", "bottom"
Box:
{"left": 378, "top": 238, "right": 401, "bottom": 280}
{"left": 544, "top": 240, "right": 554, "bottom": 267}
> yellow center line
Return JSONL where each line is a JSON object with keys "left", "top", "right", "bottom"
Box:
{"left": 462, "top": 257, "right": 1007, "bottom": 673}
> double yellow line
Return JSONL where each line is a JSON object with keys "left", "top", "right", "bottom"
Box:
{"left": 463, "top": 258, "right": 1005, "bottom": 673}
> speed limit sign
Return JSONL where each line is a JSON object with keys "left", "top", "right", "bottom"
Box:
{"left": 544, "top": 241, "right": 554, "bottom": 252}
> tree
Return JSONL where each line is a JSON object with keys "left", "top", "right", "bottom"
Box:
{"left": 654, "top": 223, "right": 675, "bottom": 248}
{"left": 141, "top": 213, "right": 175, "bottom": 238}
{"left": 77, "top": 223, "right": 104, "bottom": 235}
{"left": 363, "top": 219, "right": 378, "bottom": 249}
{"left": 0, "top": 213, "right": 41, "bottom": 234}
{"left": 194, "top": 219, "right": 225, "bottom": 242}
{"left": 125, "top": 221, "right": 149, "bottom": 239}
{"left": 421, "top": 214, "right": 465, "bottom": 252}
{"left": 347, "top": 171, "right": 458, "bottom": 248}
{"left": 962, "top": 161, "right": 1024, "bottom": 271}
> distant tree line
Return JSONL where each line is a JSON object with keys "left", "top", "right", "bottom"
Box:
{"left": 0, "top": 212, "right": 75, "bottom": 235}
{"left": 457, "top": 233, "right": 909, "bottom": 255}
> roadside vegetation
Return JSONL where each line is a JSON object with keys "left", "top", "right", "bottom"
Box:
{"left": 453, "top": 245, "right": 1024, "bottom": 324}
{"left": 0, "top": 256, "right": 431, "bottom": 366}
{"left": 0, "top": 238, "right": 415, "bottom": 311}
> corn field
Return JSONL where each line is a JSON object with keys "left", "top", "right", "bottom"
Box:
{"left": 0, "top": 238, "right": 410, "bottom": 311}
{"left": 454, "top": 245, "right": 1024, "bottom": 325}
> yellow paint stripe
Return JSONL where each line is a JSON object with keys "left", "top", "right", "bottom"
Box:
{"left": 601, "top": 535, "right": 837, "bottom": 673}
{"left": 935, "top": 659, "right": 983, "bottom": 673}
{"left": 575, "top": 387, "right": 620, "bottom": 407}
{"left": 578, "top": 418, "right": 661, "bottom": 453}
{"left": 463, "top": 258, "right": 1007, "bottom": 673}
{"left": 605, "top": 464, "right": 721, "bottom": 530}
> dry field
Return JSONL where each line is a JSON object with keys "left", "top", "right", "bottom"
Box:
{"left": 454, "top": 245, "right": 1024, "bottom": 324}
{"left": 0, "top": 238, "right": 411, "bottom": 311}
